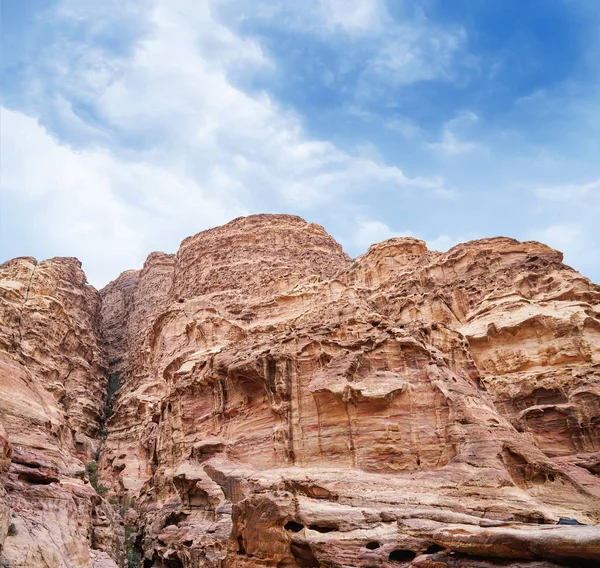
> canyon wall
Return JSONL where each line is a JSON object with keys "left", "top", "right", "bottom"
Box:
{"left": 1, "top": 214, "right": 600, "bottom": 567}
{"left": 0, "top": 256, "right": 121, "bottom": 567}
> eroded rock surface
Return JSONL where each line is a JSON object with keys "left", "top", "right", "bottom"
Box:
{"left": 0, "top": 257, "right": 120, "bottom": 568}
{"left": 1, "top": 214, "right": 600, "bottom": 568}
{"left": 96, "top": 215, "right": 600, "bottom": 567}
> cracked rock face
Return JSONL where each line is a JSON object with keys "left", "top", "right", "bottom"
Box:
{"left": 0, "top": 256, "right": 120, "bottom": 568}
{"left": 1, "top": 214, "right": 600, "bottom": 568}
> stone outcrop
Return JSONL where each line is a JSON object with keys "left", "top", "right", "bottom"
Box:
{"left": 1, "top": 214, "right": 600, "bottom": 568}
{"left": 0, "top": 257, "right": 120, "bottom": 568}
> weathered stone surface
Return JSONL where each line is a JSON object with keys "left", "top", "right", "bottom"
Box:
{"left": 0, "top": 257, "right": 123, "bottom": 567}
{"left": 1, "top": 214, "right": 600, "bottom": 567}
{"left": 94, "top": 216, "right": 600, "bottom": 567}
{"left": 0, "top": 421, "right": 11, "bottom": 556}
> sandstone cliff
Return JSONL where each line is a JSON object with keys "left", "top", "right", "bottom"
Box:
{"left": 0, "top": 256, "right": 121, "bottom": 567}
{"left": 1, "top": 214, "right": 600, "bottom": 568}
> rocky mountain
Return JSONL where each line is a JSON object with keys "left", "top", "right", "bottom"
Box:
{"left": 1, "top": 214, "right": 599, "bottom": 568}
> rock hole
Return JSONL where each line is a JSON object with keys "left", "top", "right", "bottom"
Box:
{"left": 513, "top": 513, "right": 547, "bottom": 524}
{"left": 284, "top": 521, "right": 304, "bottom": 532}
{"left": 531, "top": 473, "right": 546, "bottom": 485}
{"left": 178, "top": 298, "right": 184, "bottom": 303}
{"left": 162, "top": 512, "right": 187, "bottom": 528}
{"left": 425, "top": 544, "right": 445, "bottom": 554}
{"left": 308, "top": 524, "right": 336, "bottom": 533}
{"left": 18, "top": 472, "right": 57, "bottom": 485}
{"left": 389, "top": 549, "right": 416, "bottom": 563}
{"left": 557, "top": 517, "right": 584, "bottom": 525}
{"left": 365, "top": 541, "right": 380, "bottom": 550}
{"left": 188, "top": 487, "right": 209, "bottom": 508}
{"left": 371, "top": 321, "right": 381, "bottom": 327}
{"left": 290, "top": 542, "right": 319, "bottom": 567}
{"left": 237, "top": 535, "right": 246, "bottom": 554}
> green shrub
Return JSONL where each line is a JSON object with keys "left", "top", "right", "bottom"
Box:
{"left": 119, "top": 496, "right": 136, "bottom": 517}
{"left": 125, "top": 524, "right": 142, "bottom": 567}
{"left": 7, "top": 523, "right": 17, "bottom": 536}
{"left": 86, "top": 460, "right": 109, "bottom": 496}
{"left": 104, "top": 373, "right": 121, "bottom": 420}
{"left": 87, "top": 461, "right": 98, "bottom": 485}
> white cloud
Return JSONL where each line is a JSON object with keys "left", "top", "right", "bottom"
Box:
{"left": 428, "top": 130, "right": 481, "bottom": 155}
{"left": 534, "top": 179, "right": 600, "bottom": 201}
{"left": 56, "top": 0, "right": 451, "bottom": 210}
{"left": 319, "top": 0, "right": 386, "bottom": 34}
{"left": 351, "top": 222, "right": 473, "bottom": 255}
{"left": 225, "top": 0, "right": 471, "bottom": 94}
{"left": 425, "top": 231, "right": 482, "bottom": 252}
{"left": 427, "top": 112, "right": 483, "bottom": 155}
{"left": 427, "top": 235, "right": 456, "bottom": 251}
{"left": 528, "top": 224, "right": 585, "bottom": 258}
{"left": 1, "top": 0, "right": 451, "bottom": 286}
{"left": 1, "top": 107, "right": 242, "bottom": 286}
{"left": 353, "top": 220, "right": 410, "bottom": 250}
{"left": 355, "top": 23, "right": 469, "bottom": 99}
{"left": 528, "top": 174, "right": 600, "bottom": 282}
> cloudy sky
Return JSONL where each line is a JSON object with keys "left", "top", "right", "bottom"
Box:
{"left": 1, "top": 0, "right": 599, "bottom": 287}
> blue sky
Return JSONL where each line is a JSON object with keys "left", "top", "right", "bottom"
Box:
{"left": 1, "top": 0, "right": 599, "bottom": 287}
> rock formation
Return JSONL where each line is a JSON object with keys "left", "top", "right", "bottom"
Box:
{"left": 0, "top": 256, "right": 121, "bottom": 567}
{"left": 1, "top": 214, "right": 599, "bottom": 568}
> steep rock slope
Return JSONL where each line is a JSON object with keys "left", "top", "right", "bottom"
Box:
{"left": 0, "top": 257, "right": 120, "bottom": 568}
{"left": 0, "top": 214, "right": 599, "bottom": 567}
{"left": 94, "top": 215, "right": 600, "bottom": 568}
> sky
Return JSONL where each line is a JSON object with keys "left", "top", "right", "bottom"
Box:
{"left": 1, "top": 0, "right": 599, "bottom": 288}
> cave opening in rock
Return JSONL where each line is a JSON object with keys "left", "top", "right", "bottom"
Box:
{"left": 237, "top": 535, "right": 246, "bottom": 555}
{"left": 308, "top": 524, "right": 337, "bottom": 533}
{"left": 389, "top": 549, "right": 416, "bottom": 562}
{"left": 162, "top": 511, "right": 187, "bottom": 528}
{"left": 284, "top": 520, "right": 305, "bottom": 532}
{"left": 425, "top": 544, "right": 445, "bottom": 554}
{"left": 290, "top": 542, "right": 319, "bottom": 567}
{"left": 365, "top": 541, "right": 380, "bottom": 550}
{"left": 17, "top": 473, "right": 55, "bottom": 485}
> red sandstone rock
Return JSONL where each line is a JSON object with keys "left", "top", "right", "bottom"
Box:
{"left": 1, "top": 214, "right": 600, "bottom": 568}
{"left": 0, "top": 257, "right": 122, "bottom": 567}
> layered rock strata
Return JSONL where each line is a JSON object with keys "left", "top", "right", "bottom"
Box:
{"left": 98, "top": 215, "right": 600, "bottom": 567}
{"left": 1, "top": 214, "right": 599, "bottom": 568}
{"left": 0, "top": 257, "right": 120, "bottom": 567}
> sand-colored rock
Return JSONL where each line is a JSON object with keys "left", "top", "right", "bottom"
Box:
{"left": 1, "top": 214, "right": 600, "bottom": 567}
{"left": 94, "top": 216, "right": 600, "bottom": 567}
{"left": 0, "top": 257, "right": 123, "bottom": 567}
{"left": 0, "top": 421, "right": 11, "bottom": 556}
